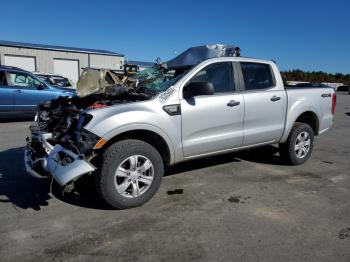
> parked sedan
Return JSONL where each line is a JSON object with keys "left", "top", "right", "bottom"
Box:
{"left": 0, "top": 66, "right": 75, "bottom": 118}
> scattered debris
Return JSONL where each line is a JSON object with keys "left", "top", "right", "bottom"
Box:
{"left": 228, "top": 196, "right": 241, "bottom": 203}
{"left": 322, "top": 160, "right": 333, "bottom": 164}
{"left": 227, "top": 195, "right": 251, "bottom": 203}
{"left": 167, "top": 189, "right": 184, "bottom": 195}
{"left": 339, "top": 228, "right": 350, "bottom": 240}
{"left": 329, "top": 175, "right": 347, "bottom": 183}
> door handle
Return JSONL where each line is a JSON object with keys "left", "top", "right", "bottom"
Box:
{"left": 270, "top": 96, "right": 281, "bottom": 102}
{"left": 227, "top": 100, "right": 240, "bottom": 107}
{"left": 14, "top": 89, "right": 23, "bottom": 93}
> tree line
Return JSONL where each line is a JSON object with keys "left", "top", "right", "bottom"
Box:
{"left": 281, "top": 70, "right": 350, "bottom": 85}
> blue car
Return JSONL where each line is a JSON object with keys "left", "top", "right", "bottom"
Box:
{"left": 0, "top": 66, "right": 76, "bottom": 119}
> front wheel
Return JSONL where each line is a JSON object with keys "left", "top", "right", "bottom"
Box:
{"left": 279, "top": 122, "right": 314, "bottom": 165}
{"left": 96, "top": 139, "right": 164, "bottom": 209}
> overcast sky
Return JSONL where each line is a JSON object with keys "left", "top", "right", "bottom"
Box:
{"left": 2, "top": 0, "right": 349, "bottom": 73}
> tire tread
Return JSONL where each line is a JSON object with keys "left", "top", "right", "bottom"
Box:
{"left": 95, "top": 139, "right": 163, "bottom": 209}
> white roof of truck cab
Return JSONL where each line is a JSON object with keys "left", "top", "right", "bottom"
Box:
{"left": 166, "top": 44, "right": 274, "bottom": 69}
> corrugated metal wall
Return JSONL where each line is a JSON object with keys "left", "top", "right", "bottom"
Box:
{"left": 90, "top": 54, "right": 124, "bottom": 70}
{"left": 0, "top": 46, "right": 124, "bottom": 75}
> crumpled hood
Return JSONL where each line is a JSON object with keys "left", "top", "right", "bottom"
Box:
{"left": 76, "top": 69, "right": 138, "bottom": 97}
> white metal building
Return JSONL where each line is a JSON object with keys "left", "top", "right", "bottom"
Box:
{"left": 0, "top": 40, "right": 124, "bottom": 83}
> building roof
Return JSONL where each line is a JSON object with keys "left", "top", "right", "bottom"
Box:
{"left": 0, "top": 40, "right": 124, "bottom": 57}
{"left": 127, "top": 60, "right": 155, "bottom": 67}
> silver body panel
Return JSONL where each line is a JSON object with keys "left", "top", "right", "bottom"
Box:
{"left": 181, "top": 93, "right": 244, "bottom": 157}
{"left": 84, "top": 57, "right": 334, "bottom": 165}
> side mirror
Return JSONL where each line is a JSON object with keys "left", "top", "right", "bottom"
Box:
{"left": 183, "top": 81, "right": 214, "bottom": 99}
{"left": 37, "top": 83, "right": 46, "bottom": 90}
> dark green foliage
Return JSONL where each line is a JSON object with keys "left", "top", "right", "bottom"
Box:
{"left": 281, "top": 70, "right": 350, "bottom": 85}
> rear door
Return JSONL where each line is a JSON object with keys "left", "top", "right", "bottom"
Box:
{"left": 239, "top": 62, "right": 286, "bottom": 145}
{"left": 7, "top": 71, "right": 58, "bottom": 115}
{"left": 0, "top": 71, "right": 15, "bottom": 116}
{"left": 320, "top": 88, "right": 335, "bottom": 132}
{"left": 181, "top": 61, "right": 244, "bottom": 157}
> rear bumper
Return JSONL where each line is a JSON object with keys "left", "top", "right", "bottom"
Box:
{"left": 24, "top": 132, "right": 96, "bottom": 185}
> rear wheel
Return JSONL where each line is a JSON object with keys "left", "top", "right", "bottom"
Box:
{"left": 279, "top": 122, "right": 314, "bottom": 165}
{"left": 96, "top": 139, "right": 163, "bottom": 209}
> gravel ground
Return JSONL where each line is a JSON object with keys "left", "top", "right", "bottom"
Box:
{"left": 0, "top": 93, "right": 349, "bottom": 262}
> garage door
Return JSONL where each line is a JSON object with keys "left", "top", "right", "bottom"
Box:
{"left": 4, "top": 55, "right": 36, "bottom": 72}
{"left": 54, "top": 59, "right": 79, "bottom": 84}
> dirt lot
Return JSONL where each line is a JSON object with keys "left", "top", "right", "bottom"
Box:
{"left": 0, "top": 93, "right": 349, "bottom": 262}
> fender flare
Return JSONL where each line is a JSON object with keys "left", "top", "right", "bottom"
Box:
{"left": 102, "top": 123, "right": 176, "bottom": 164}
{"left": 280, "top": 107, "right": 320, "bottom": 143}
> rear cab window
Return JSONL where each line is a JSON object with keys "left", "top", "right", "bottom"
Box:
{"left": 240, "top": 62, "right": 275, "bottom": 91}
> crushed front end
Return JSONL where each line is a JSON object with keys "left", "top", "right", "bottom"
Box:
{"left": 25, "top": 130, "right": 96, "bottom": 185}
{"left": 24, "top": 98, "right": 101, "bottom": 185}
{"left": 24, "top": 65, "right": 175, "bottom": 186}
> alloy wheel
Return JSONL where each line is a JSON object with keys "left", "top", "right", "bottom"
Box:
{"left": 114, "top": 155, "right": 154, "bottom": 198}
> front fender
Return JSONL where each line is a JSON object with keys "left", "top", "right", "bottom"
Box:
{"left": 103, "top": 123, "right": 175, "bottom": 164}
{"left": 83, "top": 100, "right": 182, "bottom": 164}
{"left": 98, "top": 123, "right": 176, "bottom": 164}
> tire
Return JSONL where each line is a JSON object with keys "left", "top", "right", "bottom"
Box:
{"left": 95, "top": 139, "right": 164, "bottom": 209}
{"left": 279, "top": 122, "right": 314, "bottom": 165}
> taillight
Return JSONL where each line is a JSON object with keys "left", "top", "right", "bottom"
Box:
{"left": 331, "top": 93, "right": 337, "bottom": 115}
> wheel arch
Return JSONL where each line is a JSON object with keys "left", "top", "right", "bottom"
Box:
{"left": 281, "top": 110, "right": 320, "bottom": 143}
{"left": 294, "top": 111, "right": 319, "bottom": 135}
{"left": 97, "top": 126, "right": 175, "bottom": 165}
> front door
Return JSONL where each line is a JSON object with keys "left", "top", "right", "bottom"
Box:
{"left": 181, "top": 62, "right": 244, "bottom": 157}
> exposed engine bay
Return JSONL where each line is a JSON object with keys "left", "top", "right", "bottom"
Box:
{"left": 32, "top": 65, "right": 171, "bottom": 159}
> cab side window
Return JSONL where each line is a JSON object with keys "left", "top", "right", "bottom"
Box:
{"left": 190, "top": 62, "right": 234, "bottom": 93}
{"left": 8, "top": 72, "right": 42, "bottom": 88}
{"left": 240, "top": 62, "right": 275, "bottom": 90}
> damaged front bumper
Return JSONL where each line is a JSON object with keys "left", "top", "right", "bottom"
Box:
{"left": 24, "top": 132, "right": 96, "bottom": 186}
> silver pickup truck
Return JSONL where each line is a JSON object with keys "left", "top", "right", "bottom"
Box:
{"left": 25, "top": 45, "right": 336, "bottom": 209}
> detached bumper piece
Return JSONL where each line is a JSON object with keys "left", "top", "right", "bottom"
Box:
{"left": 25, "top": 132, "right": 96, "bottom": 186}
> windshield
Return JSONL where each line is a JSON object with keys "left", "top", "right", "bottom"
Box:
{"left": 134, "top": 66, "right": 186, "bottom": 92}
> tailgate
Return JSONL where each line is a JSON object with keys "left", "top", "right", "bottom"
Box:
{"left": 319, "top": 88, "right": 336, "bottom": 133}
